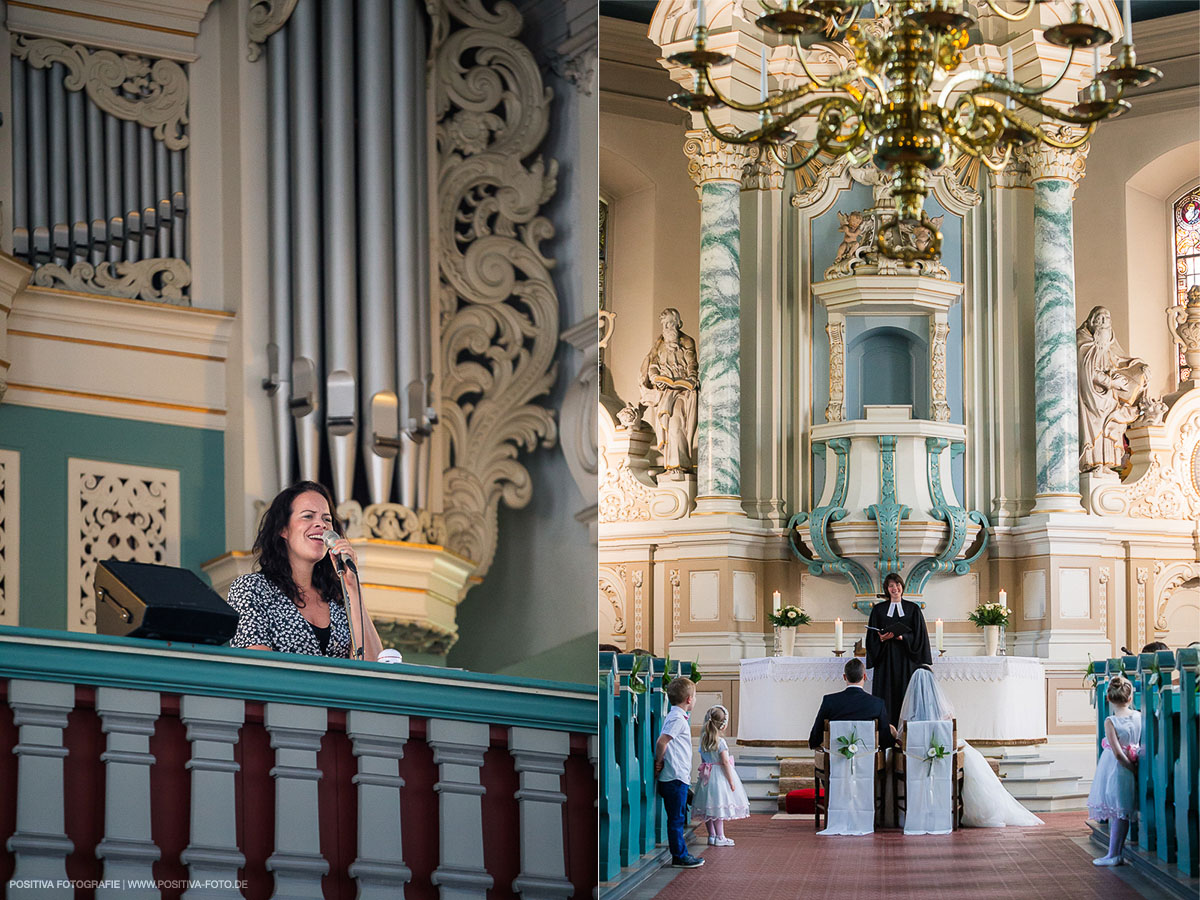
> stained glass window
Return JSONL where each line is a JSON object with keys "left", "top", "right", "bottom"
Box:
{"left": 1174, "top": 185, "right": 1200, "bottom": 382}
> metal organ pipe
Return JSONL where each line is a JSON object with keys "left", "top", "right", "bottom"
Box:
{"left": 86, "top": 100, "right": 105, "bottom": 263}
{"left": 104, "top": 114, "right": 122, "bottom": 263}
{"left": 321, "top": 0, "right": 360, "bottom": 505}
{"left": 12, "top": 59, "right": 27, "bottom": 258}
{"left": 122, "top": 120, "right": 139, "bottom": 262}
{"left": 48, "top": 63, "right": 68, "bottom": 261}
{"left": 67, "top": 90, "right": 87, "bottom": 263}
{"left": 288, "top": 0, "right": 323, "bottom": 484}
{"left": 357, "top": 0, "right": 401, "bottom": 505}
{"left": 413, "top": 5, "right": 435, "bottom": 510}
{"left": 394, "top": 0, "right": 424, "bottom": 507}
{"left": 140, "top": 126, "right": 155, "bottom": 260}
{"left": 27, "top": 65, "right": 48, "bottom": 261}
{"left": 267, "top": 26, "right": 296, "bottom": 494}
{"left": 155, "top": 140, "right": 170, "bottom": 258}
{"left": 169, "top": 149, "right": 185, "bottom": 261}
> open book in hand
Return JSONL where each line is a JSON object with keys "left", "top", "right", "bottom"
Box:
{"left": 866, "top": 621, "right": 914, "bottom": 639}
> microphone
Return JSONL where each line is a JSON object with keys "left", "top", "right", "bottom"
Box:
{"left": 321, "top": 530, "right": 358, "bottom": 576}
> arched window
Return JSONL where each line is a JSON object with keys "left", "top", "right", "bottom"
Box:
{"left": 1174, "top": 185, "right": 1200, "bottom": 383}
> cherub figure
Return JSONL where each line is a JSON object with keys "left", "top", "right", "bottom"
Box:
{"left": 834, "top": 210, "right": 868, "bottom": 262}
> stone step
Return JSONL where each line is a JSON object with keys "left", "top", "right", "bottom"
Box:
{"left": 1018, "top": 791, "right": 1090, "bottom": 812}
{"left": 777, "top": 759, "right": 815, "bottom": 778}
{"left": 1004, "top": 774, "right": 1084, "bottom": 798}
{"left": 996, "top": 756, "right": 1055, "bottom": 777}
{"left": 772, "top": 775, "right": 815, "bottom": 794}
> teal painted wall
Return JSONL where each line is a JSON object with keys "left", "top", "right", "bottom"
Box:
{"left": 0, "top": 405, "right": 225, "bottom": 630}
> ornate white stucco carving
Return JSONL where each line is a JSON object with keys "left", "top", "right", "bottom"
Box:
{"left": 632, "top": 569, "right": 644, "bottom": 647}
{"left": 31, "top": 259, "right": 192, "bottom": 304}
{"left": 931, "top": 319, "right": 951, "bottom": 423}
{"left": 743, "top": 148, "right": 784, "bottom": 192}
{"left": 67, "top": 459, "right": 180, "bottom": 632}
{"left": 560, "top": 316, "right": 600, "bottom": 540}
{"left": 1154, "top": 565, "right": 1200, "bottom": 634}
{"left": 1021, "top": 129, "right": 1089, "bottom": 187}
{"left": 683, "top": 131, "right": 757, "bottom": 188}
{"left": 1168, "top": 286, "right": 1200, "bottom": 378}
{"left": 825, "top": 318, "right": 845, "bottom": 423}
{"left": 1098, "top": 567, "right": 1109, "bottom": 635}
{"left": 599, "top": 564, "right": 627, "bottom": 643}
{"left": 1077, "top": 305, "right": 1154, "bottom": 472}
{"left": 337, "top": 500, "right": 445, "bottom": 545}
{"left": 0, "top": 450, "right": 18, "bottom": 627}
{"left": 1089, "top": 387, "right": 1200, "bottom": 520}
{"left": 433, "top": 0, "right": 561, "bottom": 576}
{"left": 670, "top": 568, "right": 681, "bottom": 643}
{"left": 246, "top": 0, "right": 299, "bottom": 61}
{"left": 1136, "top": 566, "right": 1149, "bottom": 649}
{"left": 12, "top": 35, "right": 189, "bottom": 150}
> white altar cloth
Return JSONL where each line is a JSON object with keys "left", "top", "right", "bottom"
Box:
{"left": 737, "top": 656, "right": 1046, "bottom": 744}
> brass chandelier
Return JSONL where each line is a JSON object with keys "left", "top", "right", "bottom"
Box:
{"left": 667, "top": 0, "right": 1162, "bottom": 261}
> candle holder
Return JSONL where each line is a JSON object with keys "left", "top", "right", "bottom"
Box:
{"left": 938, "top": 649, "right": 946, "bottom": 657}
{"left": 832, "top": 649, "right": 845, "bottom": 657}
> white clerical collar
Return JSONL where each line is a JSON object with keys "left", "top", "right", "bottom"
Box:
{"left": 887, "top": 600, "right": 903, "bottom": 617}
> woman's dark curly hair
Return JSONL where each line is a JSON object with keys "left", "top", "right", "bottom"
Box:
{"left": 882, "top": 572, "right": 906, "bottom": 596}
{"left": 253, "top": 481, "right": 344, "bottom": 609}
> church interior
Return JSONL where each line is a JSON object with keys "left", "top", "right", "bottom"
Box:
{"left": 598, "top": 0, "right": 1198, "bottom": 893}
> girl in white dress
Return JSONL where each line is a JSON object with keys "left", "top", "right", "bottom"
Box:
{"left": 898, "top": 667, "right": 1044, "bottom": 828}
{"left": 692, "top": 705, "right": 750, "bottom": 846}
{"left": 1087, "top": 674, "right": 1142, "bottom": 866}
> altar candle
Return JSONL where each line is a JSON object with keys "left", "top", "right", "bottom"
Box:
{"left": 760, "top": 46, "right": 768, "bottom": 103}
{"left": 1005, "top": 48, "right": 1015, "bottom": 109}
{"left": 936, "top": 618, "right": 944, "bottom": 651}
{"left": 999, "top": 588, "right": 1007, "bottom": 610}
{"left": 834, "top": 618, "right": 843, "bottom": 651}
{"left": 697, "top": 0, "right": 705, "bottom": 29}
{"left": 1122, "top": 0, "right": 1132, "bottom": 46}
{"left": 773, "top": 590, "right": 781, "bottom": 616}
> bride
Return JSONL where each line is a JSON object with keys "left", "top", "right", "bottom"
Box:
{"left": 898, "top": 667, "right": 1044, "bottom": 828}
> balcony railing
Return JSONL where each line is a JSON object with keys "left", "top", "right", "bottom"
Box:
{"left": 0, "top": 627, "right": 597, "bottom": 899}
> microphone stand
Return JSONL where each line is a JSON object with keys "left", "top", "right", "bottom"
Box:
{"left": 332, "top": 556, "right": 365, "bottom": 660}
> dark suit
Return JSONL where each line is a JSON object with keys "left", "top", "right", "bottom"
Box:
{"left": 808, "top": 685, "right": 894, "bottom": 751}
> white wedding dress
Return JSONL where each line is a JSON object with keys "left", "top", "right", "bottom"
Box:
{"left": 900, "top": 669, "right": 1044, "bottom": 828}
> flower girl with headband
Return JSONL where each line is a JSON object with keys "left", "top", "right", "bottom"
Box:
{"left": 692, "top": 705, "right": 750, "bottom": 846}
{"left": 1087, "top": 674, "right": 1142, "bottom": 866}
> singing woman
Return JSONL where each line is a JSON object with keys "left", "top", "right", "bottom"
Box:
{"left": 227, "top": 480, "right": 383, "bottom": 661}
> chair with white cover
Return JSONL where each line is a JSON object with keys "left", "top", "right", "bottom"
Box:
{"left": 899, "top": 719, "right": 957, "bottom": 835}
{"left": 815, "top": 719, "right": 880, "bottom": 835}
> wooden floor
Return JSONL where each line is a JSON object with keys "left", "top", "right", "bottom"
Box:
{"left": 631, "top": 812, "right": 1175, "bottom": 900}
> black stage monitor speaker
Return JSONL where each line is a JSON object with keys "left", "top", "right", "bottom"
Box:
{"left": 94, "top": 559, "right": 239, "bottom": 645}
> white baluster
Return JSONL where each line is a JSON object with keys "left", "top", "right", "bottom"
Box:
{"left": 508, "top": 728, "right": 573, "bottom": 900}
{"left": 180, "top": 695, "right": 245, "bottom": 900}
{"left": 6, "top": 680, "right": 74, "bottom": 900}
{"left": 429, "top": 719, "right": 492, "bottom": 900}
{"left": 346, "top": 710, "right": 412, "bottom": 898}
{"left": 264, "top": 702, "right": 329, "bottom": 899}
{"left": 95, "top": 688, "right": 161, "bottom": 899}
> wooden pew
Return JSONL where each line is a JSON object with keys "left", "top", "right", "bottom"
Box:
{"left": 599, "top": 652, "right": 621, "bottom": 881}
{"left": 1175, "top": 647, "right": 1199, "bottom": 878}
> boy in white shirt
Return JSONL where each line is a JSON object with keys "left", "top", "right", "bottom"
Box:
{"left": 654, "top": 676, "right": 704, "bottom": 868}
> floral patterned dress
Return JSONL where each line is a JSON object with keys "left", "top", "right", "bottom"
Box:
{"left": 227, "top": 572, "right": 351, "bottom": 658}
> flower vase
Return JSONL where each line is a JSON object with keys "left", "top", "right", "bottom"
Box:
{"left": 983, "top": 625, "right": 1000, "bottom": 656}
{"left": 780, "top": 625, "right": 797, "bottom": 656}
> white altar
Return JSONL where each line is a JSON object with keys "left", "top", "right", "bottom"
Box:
{"left": 736, "top": 656, "right": 1046, "bottom": 744}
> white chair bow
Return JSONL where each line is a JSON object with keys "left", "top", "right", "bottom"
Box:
{"left": 903, "top": 719, "right": 954, "bottom": 835}
{"left": 819, "top": 719, "right": 877, "bottom": 836}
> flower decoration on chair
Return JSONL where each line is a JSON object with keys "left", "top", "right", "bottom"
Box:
{"left": 837, "top": 729, "right": 865, "bottom": 774}
{"left": 667, "top": 0, "right": 1161, "bottom": 262}
{"left": 768, "top": 605, "right": 812, "bottom": 628}
{"left": 924, "top": 736, "right": 948, "bottom": 774}
{"left": 966, "top": 601, "right": 1010, "bottom": 628}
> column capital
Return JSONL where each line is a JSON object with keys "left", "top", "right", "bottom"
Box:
{"left": 1021, "top": 129, "right": 1089, "bottom": 187}
{"left": 683, "top": 131, "right": 757, "bottom": 188}
{"left": 991, "top": 157, "right": 1032, "bottom": 190}
{"left": 741, "top": 147, "right": 785, "bottom": 192}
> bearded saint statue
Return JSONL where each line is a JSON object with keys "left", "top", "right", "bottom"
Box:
{"left": 639, "top": 308, "right": 699, "bottom": 473}
{"left": 1076, "top": 306, "right": 1150, "bottom": 472}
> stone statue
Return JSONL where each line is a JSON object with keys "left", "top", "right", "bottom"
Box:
{"left": 639, "top": 308, "right": 699, "bottom": 473}
{"left": 1077, "top": 306, "right": 1151, "bottom": 472}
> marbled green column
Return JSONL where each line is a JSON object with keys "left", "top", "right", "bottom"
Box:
{"left": 697, "top": 180, "right": 742, "bottom": 499}
{"left": 1032, "top": 172, "right": 1083, "bottom": 509}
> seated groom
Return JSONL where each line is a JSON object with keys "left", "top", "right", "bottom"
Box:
{"left": 808, "top": 657, "right": 895, "bottom": 751}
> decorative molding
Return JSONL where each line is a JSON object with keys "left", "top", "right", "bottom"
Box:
{"left": 596, "top": 441, "right": 691, "bottom": 523}
{"left": 598, "top": 565, "right": 626, "bottom": 643}
{"left": 12, "top": 35, "right": 189, "bottom": 150}
{"left": 435, "top": 0, "right": 561, "bottom": 577}
{"left": 0, "top": 451, "right": 19, "bottom": 627}
{"left": 825, "top": 318, "right": 845, "bottom": 423}
{"left": 670, "top": 568, "right": 681, "bottom": 643}
{"left": 338, "top": 501, "right": 445, "bottom": 545}
{"left": 1152, "top": 563, "right": 1200, "bottom": 634}
{"left": 67, "top": 458, "right": 181, "bottom": 632}
{"left": 632, "top": 569, "right": 644, "bottom": 647}
{"left": 866, "top": 435, "right": 911, "bottom": 581}
{"left": 1135, "top": 566, "right": 1149, "bottom": 649}
{"left": 1021, "top": 129, "right": 1088, "bottom": 188}
{"left": 1098, "top": 567, "right": 1110, "bottom": 636}
{"left": 246, "top": 0, "right": 299, "bottom": 61}
{"left": 560, "top": 316, "right": 600, "bottom": 540}
{"left": 31, "top": 259, "right": 192, "bottom": 305}
{"left": 683, "top": 131, "right": 756, "bottom": 188}
{"left": 742, "top": 148, "right": 784, "bottom": 192}
{"left": 930, "top": 319, "right": 951, "bottom": 423}
{"left": 992, "top": 156, "right": 1032, "bottom": 190}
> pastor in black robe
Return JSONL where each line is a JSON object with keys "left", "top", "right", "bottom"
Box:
{"left": 865, "top": 597, "right": 933, "bottom": 726}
